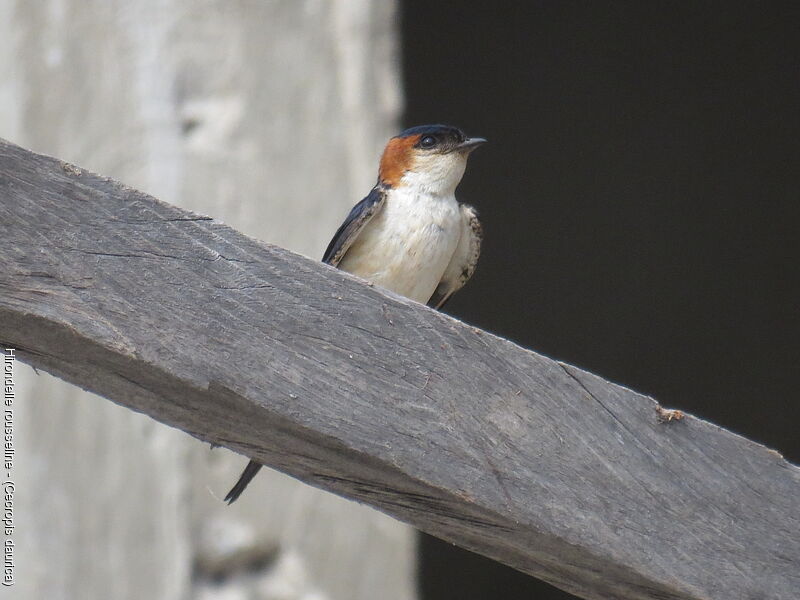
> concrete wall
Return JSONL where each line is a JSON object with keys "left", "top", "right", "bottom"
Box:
{"left": 0, "top": 1, "right": 413, "bottom": 598}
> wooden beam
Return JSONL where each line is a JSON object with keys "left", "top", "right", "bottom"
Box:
{"left": 1, "top": 138, "right": 798, "bottom": 600}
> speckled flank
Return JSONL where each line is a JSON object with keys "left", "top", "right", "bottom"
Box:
{"left": 379, "top": 135, "right": 420, "bottom": 187}
{"left": 427, "top": 203, "right": 483, "bottom": 309}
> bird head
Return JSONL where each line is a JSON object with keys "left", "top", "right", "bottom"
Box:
{"left": 378, "top": 125, "right": 486, "bottom": 195}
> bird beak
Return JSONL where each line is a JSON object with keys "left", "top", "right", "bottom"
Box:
{"left": 454, "top": 137, "right": 487, "bottom": 154}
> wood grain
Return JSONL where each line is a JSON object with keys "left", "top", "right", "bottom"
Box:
{"left": 1, "top": 138, "right": 798, "bottom": 600}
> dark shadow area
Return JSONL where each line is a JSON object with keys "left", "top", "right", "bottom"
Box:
{"left": 402, "top": 2, "right": 799, "bottom": 598}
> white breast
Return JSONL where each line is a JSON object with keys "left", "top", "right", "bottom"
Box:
{"left": 337, "top": 187, "right": 463, "bottom": 303}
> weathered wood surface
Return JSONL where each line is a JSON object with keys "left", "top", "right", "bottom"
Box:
{"left": 1, "top": 138, "right": 798, "bottom": 600}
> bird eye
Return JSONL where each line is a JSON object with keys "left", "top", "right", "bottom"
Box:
{"left": 419, "top": 135, "right": 436, "bottom": 149}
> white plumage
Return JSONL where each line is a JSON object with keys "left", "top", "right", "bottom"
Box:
{"left": 338, "top": 185, "right": 465, "bottom": 303}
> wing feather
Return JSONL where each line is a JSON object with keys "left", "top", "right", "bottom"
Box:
{"left": 427, "top": 203, "right": 483, "bottom": 309}
{"left": 322, "top": 186, "right": 386, "bottom": 266}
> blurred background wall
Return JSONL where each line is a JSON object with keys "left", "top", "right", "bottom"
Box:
{"left": 0, "top": 2, "right": 413, "bottom": 599}
{"left": 1, "top": 1, "right": 798, "bottom": 600}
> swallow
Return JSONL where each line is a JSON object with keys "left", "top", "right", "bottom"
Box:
{"left": 224, "top": 124, "right": 486, "bottom": 503}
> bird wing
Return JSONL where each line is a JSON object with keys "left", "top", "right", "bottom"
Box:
{"left": 322, "top": 186, "right": 387, "bottom": 266}
{"left": 427, "top": 203, "right": 483, "bottom": 310}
